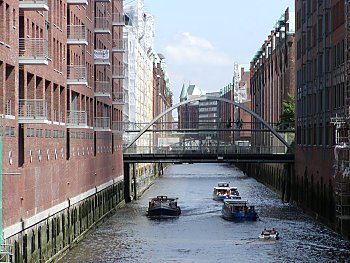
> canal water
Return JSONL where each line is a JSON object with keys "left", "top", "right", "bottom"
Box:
{"left": 60, "top": 163, "right": 350, "bottom": 263}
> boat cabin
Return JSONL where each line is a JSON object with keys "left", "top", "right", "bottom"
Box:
{"left": 213, "top": 186, "right": 239, "bottom": 196}
{"left": 217, "top": 182, "right": 230, "bottom": 187}
{"left": 149, "top": 196, "right": 178, "bottom": 208}
{"left": 223, "top": 199, "right": 255, "bottom": 213}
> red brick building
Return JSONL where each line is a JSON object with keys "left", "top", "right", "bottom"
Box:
{"left": 250, "top": 8, "right": 295, "bottom": 148}
{"left": 0, "top": 0, "right": 125, "bottom": 260}
{"left": 295, "top": 0, "right": 349, "bottom": 235}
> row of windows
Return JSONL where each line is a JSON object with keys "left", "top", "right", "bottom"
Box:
{"left": 27, "top": 128, "right": 65, "bottom": 138}
{"left": 296, "top": 47, "right": 345, "bottom": 86}
{"left": 70, "top": 131, "right": 93, "bottom": 140}
{"left": 296, "top": 1, "right": 344, "bottom": 31}
{"left": 297, "top": 83, "right": 346, "bottom": 116}
{"left": 0, "top": 126, "right": 15, "bottom": 137}
{"left": 296, "top": 124, "right": 334, "bottom": 146}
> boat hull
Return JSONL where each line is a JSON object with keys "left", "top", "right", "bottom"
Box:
{"left": 221, "top": 209, "right": 258, "bottom": 221}
{"left": 147, "top": 204, "right": 181, "bottom": 217}
{"left": 213, "top": 195, "right": 230, "bottom": 201}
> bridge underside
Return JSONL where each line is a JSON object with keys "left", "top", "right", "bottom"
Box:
{"left": 123, "top": 153, "right": 294, "bottom": 164}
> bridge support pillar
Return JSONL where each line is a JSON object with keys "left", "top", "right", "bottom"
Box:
{"left": 124, "top": 163, "right": 131, "bottom": 202}
{"left": 133, "top": 163, "right": 137, "bottom": 200}
{"left": 282, "top": 163, "right": 292, "bottom": 203}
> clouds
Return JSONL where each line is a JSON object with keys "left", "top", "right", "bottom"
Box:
{"left": 165, "top": 32, "right": 231, "bottom": 66}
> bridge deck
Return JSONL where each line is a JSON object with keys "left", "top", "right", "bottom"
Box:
{"left": 123, "top": 153, "right": 295, "bottom": 163}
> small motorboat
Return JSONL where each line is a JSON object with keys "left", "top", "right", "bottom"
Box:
{"left": 221, "top": 199, "right": 258, "bottom": 221}
{"left": 147, "top": 196, "right": 181, "bottom": 217}
{"left": 259, "top": 228, "right": 279, "bottom": 240}
{"left": 213, "top": 182, "right": 240, "bottom": 201}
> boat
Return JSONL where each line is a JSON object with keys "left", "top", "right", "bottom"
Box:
{"left": 147, "top": 196, "right": 181, "bottom": 217}
{"left": 221, "top": 199, "right": 258, "bottom": 221}
{"left": 259, "top": 228, "right": 279, "bottom": 240}
{"left": 213, "top": 182, "right": 240, "bottom": 201}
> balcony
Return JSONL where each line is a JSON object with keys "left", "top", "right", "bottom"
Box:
{"left": 67, "top": 25, "right": 88, "bottom": 45}
{"left": 94, "top": 49, "right": 110, "bottom": 65}
{"left": 112, "top": 91, "right": 125, "bottom": 105}
{"left": 19, "top": 38, "right": 48, "bottom": 65}
{"left": 18, "top": 99, "right": 49, "bottom": 124}
{"left": 112, "top": 13, "right": 125, "bottom": 26}
{"left": 112, "top": 121, "right": 125, "bottom": 133}
{"left": 112, "top": 39, "right": 126, "bottom": 52}
{"left": 95, "top": 17, "right": 111, "bottom": 34}
{"left": 112, "top": 65, "right": 127, "bottom": 79}
{"left": 67, "top": 65, "right": 88, "bottom": 85}
{"left": 66, "top": 110, "right": 88, "bottom": 128}
{"left": 95, "top": 117, "right": 111, "bottom": 131}
{"left": 94, "top": 81, "right": 111, "bottom": 97}
{"left": 66, "top": 0, "right": 88, "bottom": 4}
{"left": 19, "top": 0, "right": 49, "bottom": 11}
{"left": 53, "top": 110, "right": 64, "bottom": 124}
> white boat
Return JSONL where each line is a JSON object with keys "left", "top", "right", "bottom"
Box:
{"left": 213, "top": 182, "right": 240, "bottom": 201}
{"left": 259, "top": 228, "right": 279, "bottom": 240}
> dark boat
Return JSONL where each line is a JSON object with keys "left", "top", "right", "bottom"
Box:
{"left": 221, "top": 199, "right": 258, "bottom": 221}
{"left": 147, "top": 196, "right": 181, "bottom": 217}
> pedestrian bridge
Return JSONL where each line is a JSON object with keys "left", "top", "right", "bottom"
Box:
{"left": 122, "top": 95, "right": 295, "bottom": 164}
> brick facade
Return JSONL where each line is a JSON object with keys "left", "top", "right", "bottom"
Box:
{"left": 0, "top": 0, "right": 125, "bottom": 237}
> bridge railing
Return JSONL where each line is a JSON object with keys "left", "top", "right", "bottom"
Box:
{"left": 123, "top": 145, "right": 287, "bottom": 155}
{"left": 123, "top": 121, "right": 295, "bottom": 132}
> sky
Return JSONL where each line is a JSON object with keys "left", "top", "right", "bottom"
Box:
{"left": 140, "top": 0, "right": 295, "bottom": 103}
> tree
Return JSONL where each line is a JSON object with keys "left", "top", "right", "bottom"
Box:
{"left": 278, "top": 93, "right": 295, "bottom": 130}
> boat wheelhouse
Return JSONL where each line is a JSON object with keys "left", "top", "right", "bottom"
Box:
{"left": 221, "top": 199, "right": 258, "bottom": 221}
{"left": 147, "top": 196, "right": 181, "bottom": 217}
{"left": 213, "top": 182, "right": 240, "bottom": 201}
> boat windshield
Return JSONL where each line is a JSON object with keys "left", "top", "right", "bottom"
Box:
{"left": 218, "top": 182, "right": 229, "bottom": 187}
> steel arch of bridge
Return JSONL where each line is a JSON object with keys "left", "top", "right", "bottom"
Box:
{"left": 125, "top": 95, "right": 291, "bottom": 149}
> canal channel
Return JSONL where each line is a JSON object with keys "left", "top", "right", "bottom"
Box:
{"left": 60, "top": 163, "right": 350, "bottom": 262}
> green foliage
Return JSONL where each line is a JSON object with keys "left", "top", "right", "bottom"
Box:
{"left": 278, "top": 93, "right": 295, "bottom": 130}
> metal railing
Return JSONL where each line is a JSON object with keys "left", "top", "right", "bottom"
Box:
{"left": 112, "top": 65, "right": 127, "bottom": 78}
{"left": 95, "top": 81, "right": 111, "bottom": 96}
{"left": 67, "top": 25, "right": 87, "bottom": 42}
{"left": 95, "top": 17, "right": 111, "bottom": 31}
{"left": 123, "top": 145, "right": 288, "bottom": 155}
{"left": 19, "top": 0, "right": 48, "bottom": 3}
{"left": 112, "top": 91, "right": 125, "bottom": 103}
{"left": 19, "top": 38, "right": 48, "bottom": 59}
{"left": 112, "top": 39, "right": 126, "bottom": 51}
{"left": 67, "top": 65, "right": 87, "bottom": 82}
{"left": 112, "top": 121, "right": 126, "bottom": 133}
{"left": 112, "top": 13, "right": 125, "bottom": 25}
{"left": 66, "top": 110, "right": 87, "bottom": 126}
{"left": 19, "top": 0, "right": 48, "bottom": 8}
{"left": 95, "top": 117, "right": 110, "bottom": 129}
{"left": 53, "top": 110, "right": 64, "bottom": 123}
{"left": 0, "top": 243, "right": 13, "bottom": 262}
{"left": 18, "top": 99, "right": 48, "bottom": 119}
